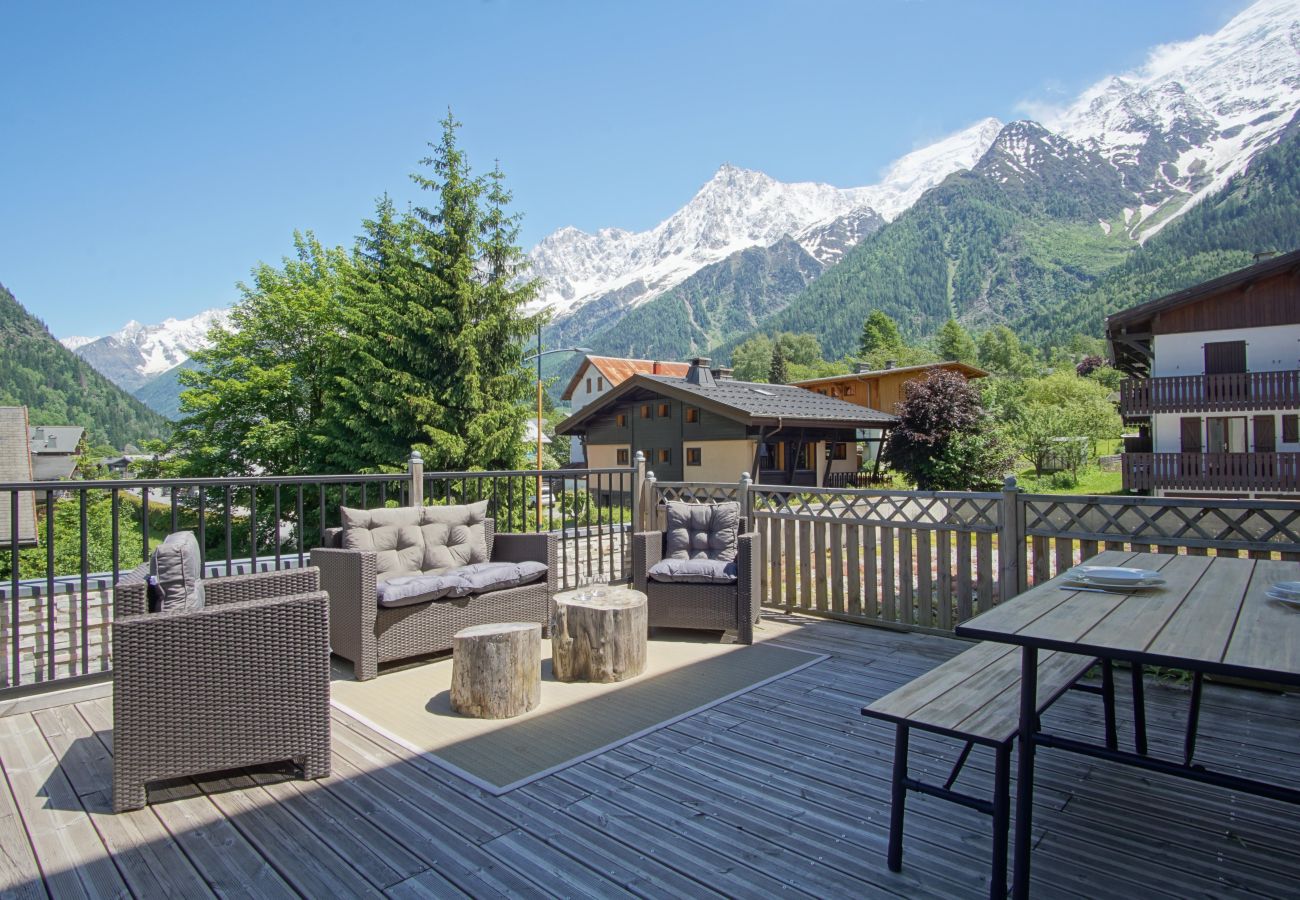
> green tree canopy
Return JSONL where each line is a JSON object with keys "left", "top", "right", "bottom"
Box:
{"left": 1001, "top": 371, "right": 1122, "bottom": 476}
{"left": 977, "top": 325, "right": 1037, "bottom": 375}
{"left": 767, "top": 338, "right": 789, "bottom": 384}
{"left": 859, "top": 309, "right": 904, "bottom": 357}
{"left": 935, "top": 318, "right": 978, "bottom": 364}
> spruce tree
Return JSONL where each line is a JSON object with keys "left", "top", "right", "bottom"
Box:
{"left": 768, "top": 338, "right": 789, "bottom": 384}
{"left": 859, "top": 309, "right": 903, "bottom": 358}
{"left": 935, "top": 318, "right": 978, "bottom": 364}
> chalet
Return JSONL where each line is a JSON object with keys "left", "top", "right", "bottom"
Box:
{"left": 791, "top": 361, "right": 989, "bottom": 413}
{"left": 29, "top": 424, "right": 84, "bottom": 481}
{"left": 0, "top": 407, "right": 37, "bottom": 547}
{"left": 560, "top": 356, "right": 692, "bottom": 463}
{"left": 1106, "top": 249, "right": 1300, "bottom": 497}
{"left": 555, "top": 358, "right": 896, "bottom": 486}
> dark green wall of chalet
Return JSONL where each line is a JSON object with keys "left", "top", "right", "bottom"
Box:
{"left": 581, "top": 392, "right": 747, "bottom": 482}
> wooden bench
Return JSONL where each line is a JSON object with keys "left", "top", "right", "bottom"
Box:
{"left": 862, "top": 642, "right": 1121, "bottom": 900}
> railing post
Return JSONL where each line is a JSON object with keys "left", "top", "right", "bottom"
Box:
{"left": 643, "top": 471, "right": 657, "bottom": 533}
{"left": 739, "top": 471, "right": 753, "bottom": 521}
{"left": 631, "top": 451, "right": 646, "bottom": 536}
{"left": 408, "top": 450, "right": 424, "bottom": 508}
{"left": 999, "top": 475, "right": 1023, "bottom": 603}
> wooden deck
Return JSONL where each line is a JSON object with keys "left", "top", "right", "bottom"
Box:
{"left": 1, "top": 614, "right": 1298, "bottom": 898}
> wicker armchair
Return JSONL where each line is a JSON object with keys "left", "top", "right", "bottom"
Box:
{"left": 312, "top": 519, "right": 557, "bottom": 680}
{"left": 631, "top": 517, "right": 761, "bottom": 644}
{"left": 112, "top": 566, "right": 330, "bottom": 813}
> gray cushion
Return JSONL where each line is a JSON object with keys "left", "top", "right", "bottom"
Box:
{"left": 149, "top": 531, "right": 206, "bottom": 611}
{"left": 374, "top": 560, "right": 548, "bottom": 608}
{"left": 648, "top": 557, "right": 738, "bottom": 584}
{"left": 341, "top": 506, "right": 426, "bottom": 577}
{"left": 419, "top": 501, "right": 489, "bottom": 571}
{"left": 664, "top": 501, "right": 740, "bottom": 562}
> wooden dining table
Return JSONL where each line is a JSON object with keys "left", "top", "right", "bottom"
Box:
{"left": 956, "top": 550, "right": 1300, "bottom": 900}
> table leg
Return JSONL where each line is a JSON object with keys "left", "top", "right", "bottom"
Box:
{"left": 1012, "top": 645, "right": 1038, "bottom": 900}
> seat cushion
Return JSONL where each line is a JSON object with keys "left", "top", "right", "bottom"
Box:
{"left": 375, "top": 560, "right": 548, "bottom": 608}
{"left": 150, "top": 531, "right": 206, "bottom": 612}
{"left": 664, "top": 501, "right": 740, "bottom": 562}
{"left": 419, "top": 501, "right": 489, "bottom": 571}
{"left": 648, "top": 557, "right": 738, "bottom": 584}
{"left": 341, "top": 506, "right": 426, "bottom": 577}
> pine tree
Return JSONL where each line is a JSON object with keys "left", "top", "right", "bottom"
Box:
{"left": 768, "top": 338, "right": 789, "bottom": 384}
{"left": 859, "top": 309, "right": 903, "bottom": 357}
{"left": 935, "top": 318, "right": 978, "bottom": 364}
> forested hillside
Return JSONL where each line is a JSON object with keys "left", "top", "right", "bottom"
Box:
{"left": 0, "top": 283, "right": 171, "bottom": 447}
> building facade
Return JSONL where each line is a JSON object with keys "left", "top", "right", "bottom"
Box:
{"left": 557, "top": 359, "right": 896, "bottom": 486}
{"left": 1107, "top": 250, "right": 1300, "bottom": 497}
{"left": 560, "top": 356, "right": 691, "bottom": 464}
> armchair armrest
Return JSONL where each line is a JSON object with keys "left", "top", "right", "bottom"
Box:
{"left": 631, "top": 531, "right": 663, "bottom": 594}
{"left": 310, "top": 547, "right": 378, "bottom": 678}
{"left": 736, "top": 531, "right": 760, "bottom": 644}
{"left": 492, "top": 532, "right": 559, "bottom": 593}
{"left": 202, "top": 567, "right": 321, "bottom": 606}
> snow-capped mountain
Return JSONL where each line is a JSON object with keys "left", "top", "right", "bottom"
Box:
{"left": 1046, "top": 0, "right": 1300, "bottom": 236}
{"left": 62, "top": 308, "right": 231, "bottom": 392}
{"left": 529, "top": 118, "right": 1003, "bottom": 320}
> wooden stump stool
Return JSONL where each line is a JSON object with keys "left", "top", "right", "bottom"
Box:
{"left": 552, "top": 589, "right": 648, "bottom": 683}
{"left": 450, "top": 622, "right": 541, "bottom": 719}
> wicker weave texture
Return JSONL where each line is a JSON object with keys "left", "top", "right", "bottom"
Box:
{"left": 312, "top": 518, "right": 558, "bottom": 680}
{"left": 112, "top": 567, "right": 331, "bottom": 812}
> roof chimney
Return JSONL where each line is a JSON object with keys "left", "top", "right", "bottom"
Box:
{"left": 884, "top": 359, "right": 896, "bottom": 370}
{"left": 652, "top": 361, "right": 661, "bottom": 374}
{"left": 33, "top": 426, "right": 44, "bottom": 441}
{"left": 712, "top": 366, "right": 733, "bottom": 381}
{"left": 686, "top": 357, "right": 715, "bottom": 388}
{"left": 1254, "top": 250, "right": 1279, "bottom": 263}
{"left": 855, "top": 361, "right": 872, "bottom": 374}
{"left": 47, "top": 434, "right": 57, "bottom": 449}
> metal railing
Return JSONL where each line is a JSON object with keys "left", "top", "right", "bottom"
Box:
{"left": 1121, "top": 451, "right": 1300, "bottom": 493}
{"left": 2, "top": 455, "right": 641, "bottom": 692}
{"left": 1119, "top": 370, "right": 1300, "bottom": 415}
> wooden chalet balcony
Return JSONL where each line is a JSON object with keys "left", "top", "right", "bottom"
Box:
{"left": 1122, "top": 451, "right": 1300, "bottom": 493}
{"left": 1119, "top": 370, "right": 1300, "bottom": 416}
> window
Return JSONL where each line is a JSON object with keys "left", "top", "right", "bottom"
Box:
{"left": 1206, "top": 416, "right": 1247, "bottom": 453}
{"left": 640, "top": 404, "right": 651, "bottom": 419}
{"left": 616, "top": 448, "right": 630, "bottom": 465}
{"left": 686, "top": 447, "right": 702, "bottom": 466}
{"left": 832, "top": 442, "right": 848, "bottom": 460}
{"left": 615, "top": 413, "right": 628, "bottom": 428}
{"left": 844, "top": 385, "right": 855, "bottom": 397}
{"left": 1285, "top": 415, "right": 1299, "bottom": 444}
{"left": 597, "top": 377, "right": 604, "bottom": 391}
{"left": 685, "top": 406, "right": 699, "bottom": 424}
{"left": 657, "top": 448, "right": 672, "bottom": 464}
{"left": 586, "top": 377, "right": 592, "bottom": 392}
{"left": 657, "top": 402, "right": 671, "bottom": 418}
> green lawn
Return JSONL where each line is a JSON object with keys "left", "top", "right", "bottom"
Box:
{"left": 1012, "top": 467, "right": 1125, "bottom": 495}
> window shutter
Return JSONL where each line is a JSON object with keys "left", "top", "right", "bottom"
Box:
{"left": 1203, "top": 341, "right": 1246, "bottom": 375}
{"left": 1180, "top": 418, "right": 1202, "bottom": 452}
{"left": 1254, "top": 415, "right": 1276, "bottom": 453}
{"left": 1284, "top": 415, "right": 1299, "bottom": 444}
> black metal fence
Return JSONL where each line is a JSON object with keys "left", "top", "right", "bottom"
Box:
{"left": 1, "top": 460, "right": 640, "bottom": 692}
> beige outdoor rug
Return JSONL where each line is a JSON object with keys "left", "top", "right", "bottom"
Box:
{"left": 330, "top": 623, "right": 826, "bottom": 794}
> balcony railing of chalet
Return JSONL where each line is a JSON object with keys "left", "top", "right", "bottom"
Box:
{"left": 0, "top": 458, "right": 635, "bottom": 691}
{"left": 1119, "top": 370, "right": 1300, "bottom": 415}
{"left": 1122, "top": 451, "right": 1300, "bottom": 493}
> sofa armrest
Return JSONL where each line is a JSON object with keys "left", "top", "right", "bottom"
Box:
{"left": 203, "top": 567, "right": 321, "bottom": 606}
{"left": 736, "top": 531, "right": 760, "bottom": 644}
{"left": 310, "top": 547, "right": 378, "bottom": 675}
{"left": 492, "top": 532, "right": 559, "bottom": 593}
{"left": 631, "top": 531, "right": 663, "bottom": 594}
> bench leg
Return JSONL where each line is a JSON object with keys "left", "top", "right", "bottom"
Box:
{"left": 887, "top": 723, "right": 909, "bottom": 872}
{"left": 991, "top": 742, "right": 1012, "bottom": 900}
{"left": 1101, "top": 659, "right": 1118, "bottom": 752}
{"left": 1131, "top": 664, "right": 1148, "bottom": 755}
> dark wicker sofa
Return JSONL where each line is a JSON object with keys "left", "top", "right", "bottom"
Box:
{"left": 631, "top": 513, "right": 761, "bottom": 644}
{"left": 312, "top": 516, "right": 557, "bottom": 680}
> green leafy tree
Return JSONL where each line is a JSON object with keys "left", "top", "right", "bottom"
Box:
{"left": 1002, "top": 372, "right": 1122, "bottom": 476}
{"left": 768, "top": 338, "right": 789, "bottom": 384}
{"left": 935, "top": 318, "right": 978, "bottom": 364}
{"left": 731, "top": 334, "right": 774, "bottom": 381}
{"left": 977, "top": 325, "right": 1037, "bottom": 375}
{"left": 169, "top": 231, "right": 351, "bottom": 476}
{"left": 882, "top": 369, "right": 1011, "bottom": 490}
{"left": 859, "top": 309, "right": 904, "bottom": 358}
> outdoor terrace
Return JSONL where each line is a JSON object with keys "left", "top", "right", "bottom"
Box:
{"left": 2, "top": 614, "right": 1298, "bottom": 899}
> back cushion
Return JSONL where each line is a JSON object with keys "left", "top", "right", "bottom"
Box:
{"left": 150, "top": 531, "right": 206, "bottom": 611}
{"left": 664, "top": 501, "right": 740, "bottom": 562}
{"left": 420, "top": 500, "right": 489, "bottom": 572}
{"left": 341, "top": 506, "right": 425, "bottom": 577}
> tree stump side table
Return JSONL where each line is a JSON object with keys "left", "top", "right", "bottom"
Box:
{"left": 450, "top": 622, "right": 541, "bottom": 719}
{"left": 552, "top": 588, "right": 648, "bottom": 683}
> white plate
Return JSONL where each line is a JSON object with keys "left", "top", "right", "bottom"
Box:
{"left": 1265, "top": 588, "right": 1300, "bottom": 608}
{"left": 1066, "top": 577, "right": 1165, "bottom": 591}
{"left": 1269, "top": 581, "right": 1300, "bottom": 598}
{"left": 1071, "top": 566, "right": 1163, "bottom": 585}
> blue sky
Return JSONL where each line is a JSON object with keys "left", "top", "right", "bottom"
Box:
{"left": 1, "top": 0, "right": 1248, "bottom": 337}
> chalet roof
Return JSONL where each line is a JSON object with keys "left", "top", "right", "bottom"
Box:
{"left": 556, "top": 372, "right": 897, "bottom": 436}
{"left": 31, "top": 455, "right": 78, "bottom": 480}
{"left": 29, "top": 424, "right": 84, "bottom": 454}
{"left": 0, "top": 407, "right": 37, "bottom": 547}
{"left": 560, "top": 356, "right": 693, "bottom": 401}
{"left": 791, "top": 361, "right": 988, "bottom": 386}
